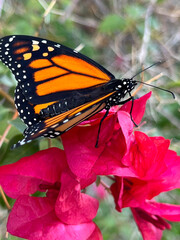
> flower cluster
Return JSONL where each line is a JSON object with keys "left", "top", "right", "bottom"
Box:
{"left": 0, "top": 92, "right": 180, "bottom": 240}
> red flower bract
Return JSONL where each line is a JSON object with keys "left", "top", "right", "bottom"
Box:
{"left": 0, "top": 91, "right": 179, "bottom": 240}
{"left": 111, "top": 132, "right": 180, "bottom": 239}
{"left": 7, "top": 195, "right": 101, "bottom": 240}
{"left": 62, "top": 92, "right": 152, "bottom": 178}
{"left": 0, "top": 148, "right": 102, "bottom": 240}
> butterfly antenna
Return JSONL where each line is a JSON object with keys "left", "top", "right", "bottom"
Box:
{"left": 131, "top": 61, "right": 175, "bottom": 99}
{"left": 131, "top": 61, "right": 166, "bottom": 79}
{"left": 135, "top": 80, "right": 175, "bottom": 98}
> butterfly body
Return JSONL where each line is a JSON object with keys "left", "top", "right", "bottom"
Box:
{"left": 0, "top": 35, "right": 136, "bottom": 148}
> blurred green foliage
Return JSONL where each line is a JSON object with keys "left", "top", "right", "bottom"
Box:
{"left": 99, "top": 14, "right": 127, "bottom": 34}
{"left": 0, "top": 0, "right": 179, "bottom": 239}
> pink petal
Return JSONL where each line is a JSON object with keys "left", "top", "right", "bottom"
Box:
{"left": 94, "top": 156, "right": 136, "bottom": 177}
{"left": 124, "top": 132, "right": 169, "bottom": 179}
{"left": 122, "top": 131, "right": 156, "bottom": 178}
{"left": 141, "top": 201, "right": 180, "bottom": 222}
{"left": 80, "top": 175, "right": 97, "bottom": 190}
{"left": 162, "top": 150, "right": 180, "bottom": 189}
{"left": 7, "top": 195, "right": 99, "bottom": 240}
{"left": 117, "top": 111, "right": 134, "bottom": 149}
{"left": 110, "top": 177, "right": 124, "bottom": 211}
{"left": 114, "top": 176, "right": 180, "bottom": 210}
{"left": 7, "top": 195, "right": 55, "bottom": 239}
{"left": 120, "top": 133, "right": 180, "bottom": 201}
{"left": 93, "top": 183, "right": 107, "bottom": 200}
{"left": 120, "top": 92, "right": 152, "bottom": 125}
{"left": 55, "top": 171, "right": 99, "bottom": 224}
{"left": 0, "top": 148, "right": 67, "bottom": 198}
{"left": 93, "top": 112, "right": 135, "bottom": 176}
{"left": 131, "top": 208, "right": 163, "bottom": 240}
{"left": 62, "top": 113, "right": 117, "bottom": 178}
{"left": 87, "top": 224, "right": 103, "bottom": 240}
{"left": 111, "top": 177, "right": 149, "bottom": 209}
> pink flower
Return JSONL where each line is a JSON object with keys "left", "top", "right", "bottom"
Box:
{"left": 0, "top": 148, "right": 102, "bottom": 240}
{"left": 111, "top": 132, "right": 180, "bottom": 239}
{"left": 1, "top": 90, "right": 179, "bottom": 240}
{"left": 93, "top": 183, "right": 107, "bottom": 200}
{"left": 62, "top": 92, "right": 152, "bottom": 178}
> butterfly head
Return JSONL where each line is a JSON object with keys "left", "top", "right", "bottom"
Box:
{"left": 115, "top": 78, "right": 137, "bottom": 96}
{"left": 123, "top": 78, "right": 137, "bottom": 92}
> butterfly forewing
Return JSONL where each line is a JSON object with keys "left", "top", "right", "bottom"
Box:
{"left": 0, "top": 35, "right": 117, "bottom": 147}
{"left": 14, "top": 84, "right": 39, "bottom": 126}
{"left": 0, "top": 35, "right": 114, "bottom": 99}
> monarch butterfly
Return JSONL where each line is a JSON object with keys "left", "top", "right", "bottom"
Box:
{"left": 0, "top": 35, "right": 174, "bottom": 149}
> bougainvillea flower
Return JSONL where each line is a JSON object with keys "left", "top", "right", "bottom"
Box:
{"left": 111, "top": 131, "right": 180, "bottom": 239}
{"left": 93, "top": 183, "right": 107, "bottom": 200}
{"left": 0, "top": 148, "right": 68, "bottom": 198}
{"left": 0, "top": 148, "right": 101, "bottom": 240}
{"left": 131, "top": 206, "right": 169, "bottom": 240}
{"left": 131, "top": 201, "right": 180, "bottom": 240}
{"left": 62, "top": 92, "right": 152, "bottom": 178}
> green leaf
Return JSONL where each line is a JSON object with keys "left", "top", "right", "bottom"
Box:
{"left": 39, "top": 137, "right": 63, "bottom": 150}
{"left": 124, "top": 5, "right": 145, "bottom": 20}
{"left": 9, "top": 118, "right": 26, "bottom": 133}
{"left": 8, "top": 235, "right": 25, "bottom": 240}
{"left": 99, "top": 14, "right": 126, "bottom": 34}
{"left": 0, "top": 135, "right": 39, "bottom": 165}
{"left": 0, "top": 105, "right": 11, "bottom": 121}
{"left": 0, "top": 74, "right": 16, "bottom": 87}
{"left": 168, "top": 81, "right": 180, "bottom": 88}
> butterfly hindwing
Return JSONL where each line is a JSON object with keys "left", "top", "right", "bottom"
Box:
{"left": 12, "top": 94, "right": 112, "bottom": 149}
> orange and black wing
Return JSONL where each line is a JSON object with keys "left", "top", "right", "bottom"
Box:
{"left": 0, "top": 35, "right": 116, "bottom": 148}
{"left": 16, "top": 91, "right": 115, "bottom": 149}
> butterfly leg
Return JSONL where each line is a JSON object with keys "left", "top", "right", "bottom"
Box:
{"left": 95, "top": 96, "right": 137, "bottom": 148}
{"left": 125, "top": 93, "right": 138, "bottom": 127}
{"left": 118, "top": 94, "right": 138, "bottom": 127}
{"left": 95, "top": 108, "right": 110, "bottom": 148}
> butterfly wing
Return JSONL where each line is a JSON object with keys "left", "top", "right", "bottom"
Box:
{"left": 0, "top": 35, "right": 114, "bottom": 101}
{"left": 0, "top": 35, "right": 116, "bottom": 147}
{"left": 12, "top": 92, "right": 115, "bottom": 148}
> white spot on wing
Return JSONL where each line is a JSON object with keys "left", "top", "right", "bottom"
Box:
{"left": 54, "top": 44, "right": 61, "bottom": 48}
{"left": 63, "top": 119, "right": 68, "bottom": 123}
{"left": 9, "top": 36, "right": 15, "bottom": 42}
{"left": 75, "top": 112, "right": 81, "bottom": 116}
{"left": 32, "top": 40, "right": 39, "bottom": 44}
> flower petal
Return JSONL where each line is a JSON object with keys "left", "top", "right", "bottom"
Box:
{"left": 131, "top": 208, "right": 163, "bottom": 240}
{"left": 141, "top": 201, "right": 180, "bottom": 222}
{"left": 93, "top": 112, "right": 135, "bottom": 176}
{"left": 7, "top": 195, "right": 100, "bottom": 240}
{"left": 55, "top": 171, "right": 99, "bottom": 224}
{"left": 120, "top": 92, "right": 152, "bottom": 125}
{"left": 62, "top": 113, "right": 117, "bottom": 178}
{"left": 0, "top": 148, "right": 67, "bottom": 198}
